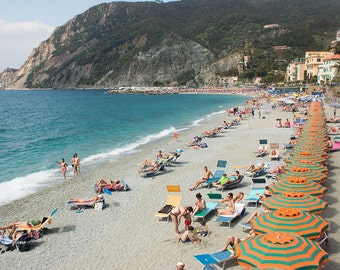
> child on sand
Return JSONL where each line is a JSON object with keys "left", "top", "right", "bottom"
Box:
{"left": 196, "top": 220, "right": 210, "bottom": 237}
{"left": 178, "top": 226, "right": 200, "bottom": 243}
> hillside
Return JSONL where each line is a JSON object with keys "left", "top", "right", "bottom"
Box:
{"left": 1, "top": 0, "right": 340, "bottom": 89}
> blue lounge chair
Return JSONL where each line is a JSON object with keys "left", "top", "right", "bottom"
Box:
{"left": 194, "top": 202, "right": 219, "bottom": 221}
{"left": 216, "top": 160, "right": 227, "bottom": 169}
{"left": 195, "top": 250, "right": 233, "bottom": 269}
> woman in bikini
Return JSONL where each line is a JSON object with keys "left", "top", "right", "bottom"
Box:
{"left": 216, "top": 193, "right": 235, "bottom": 216}
{"left": 56, "top": 158, "right": 68, "bottom": 180}
{"left": 192, "top": 193, "right": 207, "bottom": 215}
{"left": 170, "top": 206, "right": 193, "bottom": 235}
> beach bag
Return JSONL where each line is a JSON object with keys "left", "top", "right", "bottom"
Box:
{"left": 16, "top": 240, "right": 30, "bottom": 252}
{"left": 200, "top": 143, "right": 208, "bottom": 148}
{"left": 31, "top": 229, "right": 43, "bottom": 239}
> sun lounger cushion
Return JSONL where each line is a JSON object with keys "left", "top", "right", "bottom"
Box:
{"left": 207, "top": 193, "right": 223, "bottom": 200}
{"left": 194, "top": 202, "right": 218, "bottom": 220}
{"left": 158, "top": 204, "right": 173, "bottom": 214}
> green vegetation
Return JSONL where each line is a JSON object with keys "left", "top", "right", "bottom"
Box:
{"left": 24, "top": 0, "right": 340, "bottom": 87}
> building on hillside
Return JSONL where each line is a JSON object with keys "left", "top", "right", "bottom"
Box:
{"left": 330, "top": 29, "right": 340, "bottom": 51}
{"left": 286, "top": 58, "right": 305, "bottom": 82}
{"left": 317, "top": 54, "right": 340, "bottom": 84}
{"left": 305, "top": 51, "right": 334, "bottom": 79}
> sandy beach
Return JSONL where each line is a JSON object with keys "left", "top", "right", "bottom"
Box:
{"left": 0, "top": 97, "right": 339, "bottom": 270}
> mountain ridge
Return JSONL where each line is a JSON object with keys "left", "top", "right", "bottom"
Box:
{"left": 1, "top": 0, "right": 340, "bottom": 89}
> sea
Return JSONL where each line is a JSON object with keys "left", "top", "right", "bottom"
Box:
{"left": 0, "top": 89, "right": 251, "bottom": 206}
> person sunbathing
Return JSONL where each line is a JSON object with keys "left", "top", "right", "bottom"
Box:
{"left": 216, "top": 193, "right": 234, "bottom": 216}
{"left": 270, "top": 149, "right": 278, "bottom": 156}
{"left": 254, "top": 146, "right": 266, "bottom": 156}
{"left": 94, "top": 179, "right": 121, "bottom": 193}
{"left": 233, "top": 192, "right": 244, "bottom": 202}
{"left": 0, "top": 224, "right": 26, "bottom": 242}
{"left": 192, "top": 193, "right": 207, "bottom": 215}
{"left": 257, "top": 186, "right": 273, "bottom": 201}
{"left": 189, "top": 166, "right": 214, "bottom": 191}
{"left": 68, "top": 195, "right": 102, "bottom": 203}
{"left": 186, "top": 136, "right": 201, "bottom": 147}
{"left": 268, "top": 165, "right": 285, "bottom": 175}
{"left": 139, "top": 161, "right": 161, "bottom": 173}
{"left": 283, "top": 119, "right": 291, "bottom": 128}
{"left": 246, "top": 162, "right": 265, "bottom": 173}
{"left": 212, "top": 173, "right": 231, "bottom": 188}
{"left": 327, "top": 137, "right": 333, "bottom": 148}
{"left": 221, "top": 235, "right": 241, "bottom": 253}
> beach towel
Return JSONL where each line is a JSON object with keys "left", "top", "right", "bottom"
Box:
{"left": 158, "top": 205, "right": 173, "bottom": 214}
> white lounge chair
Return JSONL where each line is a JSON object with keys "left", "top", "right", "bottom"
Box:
{"left": 214, "top": 202, "right": 246, "bottom": 228}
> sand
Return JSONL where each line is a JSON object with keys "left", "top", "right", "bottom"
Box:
{"left": 0, "top": 98, "right": 339, "bottom": 270}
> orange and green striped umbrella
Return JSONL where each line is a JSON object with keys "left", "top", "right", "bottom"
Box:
{"left": 286, "top": 154, "right": 327, "bottom": 167}
{"left": 276, "top": 167, "right": 327, "bottom": 184}
{"left": 262, "top": 192, "right": 328, "bottom": 214}
{"left": 235, "top": 232, "right": 328, "bottom": 269}
{"left": 250, "top": 208, "right": 329, "bottom": 239}
{"left": 285, "top": 160, "right": 328, "bottom": 175}
{"left": 270, "top": 177, "right": 327, "bottom": 197}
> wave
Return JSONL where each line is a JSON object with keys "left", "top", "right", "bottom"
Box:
{"left": 0, "top": 168, "right": 61, "bottom": 206}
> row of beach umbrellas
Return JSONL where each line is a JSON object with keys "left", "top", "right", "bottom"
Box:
{"left": 235, "top": 101, "right": 330, "bottom": 269}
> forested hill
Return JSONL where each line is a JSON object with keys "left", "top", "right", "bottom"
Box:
{"left": 2, "top": 0, "right": 340, "bottom": 89}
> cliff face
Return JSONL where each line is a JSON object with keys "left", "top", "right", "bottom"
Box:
{"left": 1, "top": 0, "right": 340, "bottom": 89}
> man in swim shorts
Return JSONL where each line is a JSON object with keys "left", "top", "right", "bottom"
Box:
{"left": 189, "top": 166, "right": 214, "bottom": 191}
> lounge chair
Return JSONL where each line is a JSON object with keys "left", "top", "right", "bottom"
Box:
{"left": 244, "top": 178, "right": 266, "bottom": 208}
{"left": 102, "top": 180, "right": 130, "bottom": 195}
{"left": 66, "top": 196, "right": 105, "bottom": 209}
{"left": 215, "top": 175, "right": 244, "bottom": 191}
{"left": 216, "top": 160, "right": 228, "bottom": 169}
{"left": 195, "top": 250, "right": 233, "bottom": 269}
{"left": 215, "top": 202, "right": 246, "bottom": 228}
{"left": 15, "top": 208, "right": 59, "bottom": 231}
{"left": 268, "top": 143, "right": 281, "bottom": 160}
{"left": 329, "top": 141, "right": 340, "bottom": 152}
{"left": 194, "top": 202, "right": 219, "bottom": 221}
{"left": 254, "top": 139, "right": 268, "bottom": 157}
{"left": 139, "top": 163, "right": 165, "bottom": 177}
{"left": 203, "top": 160, "right": 228, "bottom": 188}
{"left": 201, "top": 169, "right": 225, "bottom": 189}
{"left": 207, "top": 193, "right": 223, "bottom": 200}
{"left": 155, "top": 185, "right": 181, "bottom": 222}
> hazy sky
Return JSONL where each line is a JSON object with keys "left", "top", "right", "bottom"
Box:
{"left": 0, "top": 0, "right": 174, "bottom": 71}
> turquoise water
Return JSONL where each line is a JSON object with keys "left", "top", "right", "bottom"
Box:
{"left": 0, "top": 89, "right": 250, "bottom": 205}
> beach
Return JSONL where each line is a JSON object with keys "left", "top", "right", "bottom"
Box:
{"left": 0, "top": 98, "right": 339, "bottom": 270}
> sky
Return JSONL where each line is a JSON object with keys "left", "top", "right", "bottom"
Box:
{"left": 0, "top": 0, "right": 174, "bottom": 71}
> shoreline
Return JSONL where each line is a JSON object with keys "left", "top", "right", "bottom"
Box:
{"left": 0, "top": 98, "right": 338, "bottom": 270}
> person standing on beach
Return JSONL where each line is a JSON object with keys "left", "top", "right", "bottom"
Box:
{"left": 74, "top": 153, "right": 80, "bottom": 175}
{"left": 56, "top": 158, "right": 68, "bottom": 180}
{"left": 258, "top": 110, "right": 261, "bottom": 119}
{"left": 169, "top": 206, "right": 193, "bottom": 235}
{"left": 71, "top": 154, "right": 76, "bottom": 174}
